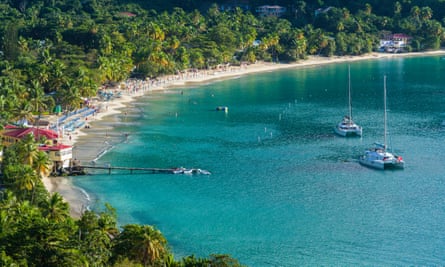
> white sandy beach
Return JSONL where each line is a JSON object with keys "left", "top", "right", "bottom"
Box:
{"left": 42, "top": 50, "right": 445, "bottom": 218}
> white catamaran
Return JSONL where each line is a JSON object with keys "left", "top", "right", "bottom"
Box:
{"left": 359, "top": 75, "right": 404, "bottom": 170}
{"left": 334, "top": 65, "right": 362, "bottom": 137}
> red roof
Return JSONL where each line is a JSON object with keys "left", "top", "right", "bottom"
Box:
{"left": 3, "top": 126, "right": 58, "bottom": 140}
{"left": 38, "top": 144, "right": 72, "bottom": 151}
{"left": 118, "top": 12, "right": 136, "bottom": 17}
{"left": 392, "top": 33, "right": 411, "bottom": 39}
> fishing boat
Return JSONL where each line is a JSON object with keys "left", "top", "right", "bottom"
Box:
{"left": 359, "top": 76, "right": 404, "bottom": 170}
{"left": 334, "top": 65, "right": 362, "bottom": 137}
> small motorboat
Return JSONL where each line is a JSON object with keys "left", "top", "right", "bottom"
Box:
{"left": 216, "top": 106, "right": 228, "bottom": 112}
{"left": 195, "top": 168, "right": 211, "bottom": 175}
{"left": 172, "top": 167, "right": 211, "bottom": 175}
{"left": 172, "top": 167, "right": 186, "bottom": 174}
{"left": 182, "top": 169, "right": 194, "bottom": 175}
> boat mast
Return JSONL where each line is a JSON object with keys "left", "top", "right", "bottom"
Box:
{"left": 383, "top": 75, "right": 387, "bottom": 149}
{"left": 348, "top": 65, "right": 352, "bottom": 121}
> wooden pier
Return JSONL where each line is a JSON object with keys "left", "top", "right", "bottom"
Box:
{"left": 79, "top": 165, "right": 178, "bottom": 175}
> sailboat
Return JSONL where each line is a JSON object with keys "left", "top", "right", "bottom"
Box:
{"left": 359, "top": 75, "right": 405, "bottom": 170}
{"left": 334, "top": 65, "right": 362, "bottom": 137}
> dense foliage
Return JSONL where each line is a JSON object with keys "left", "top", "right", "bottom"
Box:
{"left": 1, "top": 0, "right": 445, "bottom": 265}
{"left": 0, "top": 0, "right": 444, "bottom": 118}
{"left": 0, "top": 137, "right": 244, "bottom": 266}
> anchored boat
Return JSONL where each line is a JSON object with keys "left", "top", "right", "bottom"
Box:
{"left": 334, "top": 65, "right": 362, "bottom": 137}
{"left": 359, "top": 75, "right": 404, "bottom": 170}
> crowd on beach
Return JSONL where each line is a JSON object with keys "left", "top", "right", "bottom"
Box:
{"left": 122, "top": 63, "right": 247, "bottom": 94}
{"left": 46, "top": 51, "right": 445, "bottom": 148}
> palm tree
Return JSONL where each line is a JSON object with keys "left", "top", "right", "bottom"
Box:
{"left": 42, "top": 193, "right": 70, "bottom": 222}
{"left": 12, "top": 101, "right": 35, "bottom": 125}
{"left": 293, "top": 29, "right": 307, "bottom": 59}
{"left": 74, "top": 67, "right": 98, "bottom": 98}
{"left": 82, "top": 228, "right": 113, "bottom": 265}
{"left": 394, "top": 1, "right": 402, "bottom": 17}
{"left": 77, "top": 205, "right": 117, "bottom": 265}
{"left": 58, "top": 81, "right": 82, "bottom": 111}
{"left": 49, "top": 60, "right": 68, "bottom": 93}
{"left": 337, "top": 21, "right": 345, "bottom": 31}
{"left": 146, "top": 22, "right": 165, "bottom": 42}
{"left": 114, "top": 224, "right": 168, "bottom": 266}
{"left": 29, "top": 80, "right": 49, "bottom": 115}
{"left": 18, "top": 134, "right": 38, "bottom": 166}
{"left": 13, "top": 165, "right": 39, "bottom": 202}
{"left": 410, "top": 6, "right": 421, "bottom": 23}
{"left": 33, "top": 150, "right": 52, "bottom": 178}
{"left": 0, "top": 191, "right": 19, "bottom": 234}
{"left": 138, "top": 226, "right": 166, "bottom": 265}
{"left": 420, "top": 6, "right": 433, "bottom": 21}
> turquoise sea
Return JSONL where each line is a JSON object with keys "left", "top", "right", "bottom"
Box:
{"left": 73, "top": 56, "right": 445, "bottom": 266}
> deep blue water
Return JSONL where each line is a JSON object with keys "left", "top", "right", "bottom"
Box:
{"left": 74, "top": 56, "right": 445, "bottom": 266}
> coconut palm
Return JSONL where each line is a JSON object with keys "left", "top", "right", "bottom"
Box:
{"left": 18, "top": 134, "right": 38, "bottom": 166}
{"left": 82, "top": 229, "right": 113, "bottom": 266}
{"left": 29, "top": 80, "right": 49, "bottom": 115}
{"left": 42, "top": 193, "right": 70, "bottom": 222}
{"left": 137, "top": 226, "right": 166, "bottom": 265}
{"left": 33, "top": 150, "right": 52, "bottom": 178}
{"left": 13, "top": 165, "right": 39, "bottom": 202}
{"left": 11, "top": 101, "right": 34, "bottom": 125}
{"left": 113, "top": 224, "right": 168, "bottom": 266}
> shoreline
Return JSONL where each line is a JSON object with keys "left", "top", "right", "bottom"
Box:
{"left": 42, "top": 50, "right": 445, "bottom": 218}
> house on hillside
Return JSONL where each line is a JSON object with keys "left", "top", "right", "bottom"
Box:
{"left": 379, "top": 33, "right": 412, "bottom": 53}
{"left": 256, "top": 5, "right": 286, "bottom": 17}
{"left": 1, "top": 125, "right": 58, "bottom": 146}
{"left": 0, "top": 125, "right": 73, "bottom": 174}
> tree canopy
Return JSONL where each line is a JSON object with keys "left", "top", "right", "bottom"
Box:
{"left": 0, "top": 0, "right": 444, "bottom": 117}
{"left": 1, "top": 0, "right": 445, "bottom": 265}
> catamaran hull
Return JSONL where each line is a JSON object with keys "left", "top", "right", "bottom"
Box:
{"left": 359, "top": 158, "right": 405, "bottom": 170}
{"left": 334, "top": 127, "right": 362, "bottom": 137}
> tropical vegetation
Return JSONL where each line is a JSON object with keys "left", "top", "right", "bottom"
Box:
{"left": 1, "top": 0, "right": 445, "bottom": 265}
{"left": 0, "top": 137, "right": 244, "bottom": 265}
{"left": 1, "top": 0, "right": 444, "bottom": 117}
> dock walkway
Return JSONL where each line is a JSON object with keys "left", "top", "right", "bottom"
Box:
{"left": 78, "top": 165, "right": 211, "bottom": 175}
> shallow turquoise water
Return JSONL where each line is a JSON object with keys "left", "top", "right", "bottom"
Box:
{"left": 75, "top": 56, "right": 445, "bottom": 266}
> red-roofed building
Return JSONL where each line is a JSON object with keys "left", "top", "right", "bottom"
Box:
{"left": 0, "top": 126, "right": 73, "bottom": 173}
{"left": 38, "top": 143, "right": 73, "bottom": 171}
{"left": 379, "top": 33, "right": 412, "bottom": 53}
{"left": 2, "top": 125, "right": 58, "bottom": 146}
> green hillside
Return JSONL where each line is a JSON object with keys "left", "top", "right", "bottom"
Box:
{"left": 0, "top": 0, "right": 444, "bottom": 266}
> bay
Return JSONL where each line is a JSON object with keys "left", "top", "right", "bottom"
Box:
{"left": 74, "top": 56, "right": 445, "bottom": 266}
